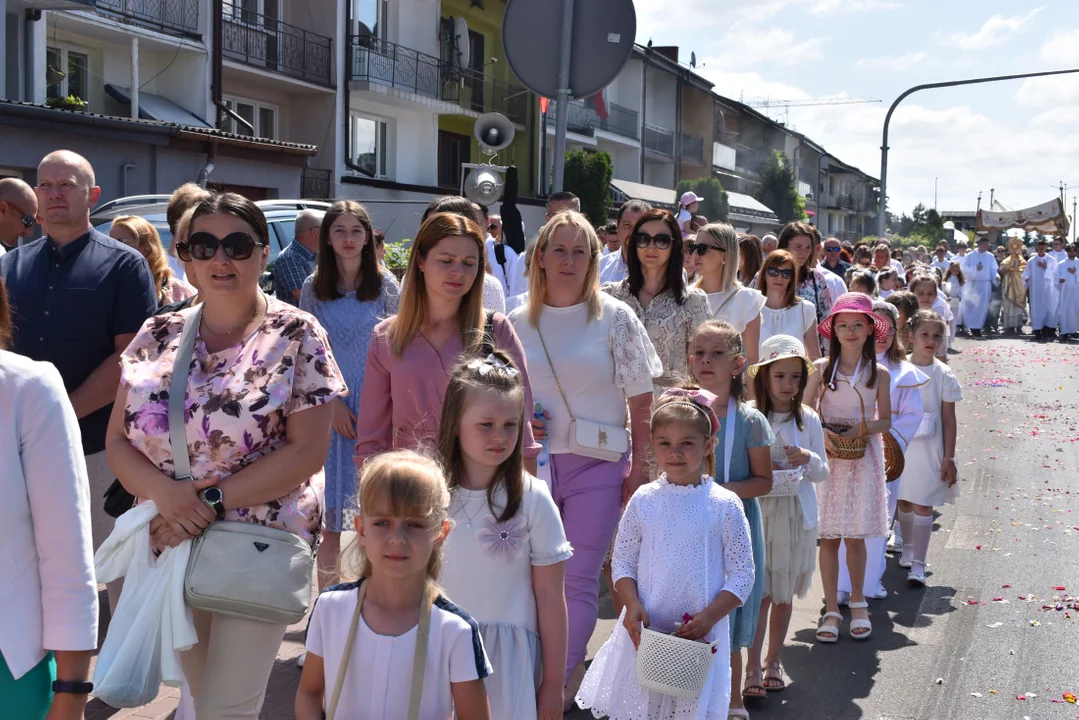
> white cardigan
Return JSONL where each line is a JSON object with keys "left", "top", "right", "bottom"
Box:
{"left": 0, "top": 351, "right": 99, "bottom": 680}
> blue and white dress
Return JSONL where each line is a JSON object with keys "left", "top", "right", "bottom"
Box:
{"left": 300, "top": 270, "right": 400, "bottom": 531}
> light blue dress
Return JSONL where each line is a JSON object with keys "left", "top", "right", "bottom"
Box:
{"left": 300, "top": 270, "right": 400, "bottom": 531}
{"left": 713, "top": 401, "right": 774, "bottom": 650}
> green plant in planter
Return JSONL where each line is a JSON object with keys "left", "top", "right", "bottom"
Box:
{"left": 47, "top": 95, "right": 87, "bottom": 110}
{"left": 384, "top": 241, "right": 411, "bottom": 279}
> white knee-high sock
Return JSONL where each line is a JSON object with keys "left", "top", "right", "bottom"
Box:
{"left": 897, "top": 510, "right": 915, "bottom": 562}
{"left": 911, "top": 513, "right": 934, "bottom": 569}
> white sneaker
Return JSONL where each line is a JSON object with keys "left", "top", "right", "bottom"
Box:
{"left": 886, "top": 532, "right": 903, "bottom": 554}
{"left": 866, "top": 585, "right": 888, "bottom": 600}
{"left": 297, "top": 652, "right": 306, "bottom": 668}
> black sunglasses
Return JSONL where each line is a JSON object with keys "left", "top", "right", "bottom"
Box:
{"left": 766, "top": 266, "right": 795, "bottom": 280}
{"left": 633, "top": 231, "right": 673, "bottom": 250}
{"left": 823, "top": 246, "right": 841, "bottom": 253}
{"left": 3, "top": 202, "right": 35, "bottom": 228}
{"left": 181, "top": 231, "right": 266, "bottom": 262}
{"left": 685, "top": 241, "right": 725, "bottom": 257}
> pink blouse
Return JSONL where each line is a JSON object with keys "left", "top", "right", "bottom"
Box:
{"left": 353, "top": 313, "right": 541, "bottom": 468}
{"left": 120, "top": 299, "right": 346, "bottom": 545}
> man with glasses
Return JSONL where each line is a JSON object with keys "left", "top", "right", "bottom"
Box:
{"left": 0, "top": 151, "right": 157, "bottom": 614}
{"left": 0, "top": 177, "right": 39, "bottom": 255}
{"left": 273, "top": 208, "right": 323, "bottom": 305}
{"left": 484, "top": 212, "right": 518, "bottom": 296}
{"left": 820, "top": 236, "right": 850, "bottom": 279}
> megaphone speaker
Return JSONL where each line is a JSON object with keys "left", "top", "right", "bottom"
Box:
{"left": 475, "top": 112, "right": 515, "bottom": 154}
{"left": 464, "top": 167, "right": 505, "bottom": 205}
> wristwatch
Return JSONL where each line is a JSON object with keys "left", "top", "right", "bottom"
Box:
{"left": 53, "top": 679, "right": 94, "bottom": 694}
{"left": 200, "top": 486, "right": 226, "bottom": 520}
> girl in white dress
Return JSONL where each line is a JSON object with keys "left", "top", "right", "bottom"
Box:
{"left": 297, "top": 451, "right": 492, "bottom": 720}
{"left": 896, "top": 311, "right": 963, "bottom": 587}
{"left": 576, "top": 389, "right": 756, "bottom": 720}
{"left": 910, "top": 274, "right": 953, "bottom": 359}
{"left": 692, "top": 223, "right": 766, "bottom": 368}
{"left": 945, "top": 262, "right": 966, "bottom": 335}
{"left": 756, "top": 250, "right": 820, "bottom": 362}
{"left": 437, "top": 352, "right": 573, "bottom": 719}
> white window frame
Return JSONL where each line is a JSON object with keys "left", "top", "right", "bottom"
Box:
{"left": 222, "top": 96, "right": 279, "bottom": 139}
{"left": 348, "top": 112, "right": 389, "bottom": 179}
{"left": 352, "top": 0, "right": 389, "bottom": 40}
{"left": 224, "top": 0, "right": 281, "bottom": 24}
{"left": 46, "top": 44, "right": 92, "bottom": 102}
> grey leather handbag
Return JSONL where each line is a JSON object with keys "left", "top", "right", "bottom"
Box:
{"left": 171, "top": 304, "right": 316, "bottom": 625}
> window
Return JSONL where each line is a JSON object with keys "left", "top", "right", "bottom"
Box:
{"left": 437, "top": 130, "right": 471, "bottom": 188}
{"left": 353, "top": 0, "right": 388, "bottom": 40}
{"left": 222, "top": 97, "right": 277, "bottom": 139}
{"left": 349, "top": 113, "right": 388, "bottom": 178}
{"left": 46, "top": 46, "right": 90, "bottom": 102}
{"left": 224, "top": 0, "right": 279, "bottom": 23}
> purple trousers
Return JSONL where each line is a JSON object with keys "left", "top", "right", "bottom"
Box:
{"left": 549, "top": 451, "right": 629, "bottom": 684}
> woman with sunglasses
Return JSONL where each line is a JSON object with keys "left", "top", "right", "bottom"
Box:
{"left": 778, "top": 222, "right": 836, "bottom": 356}
{"left": 692, "top": 223, "right": 766, "bottom": 369}
{"left": 758, "top": 250, "right": 821, "bottom": 361}
{"left": 601, "top": 209, "right": 709, "bottom": 391}
{"left": 105, "top": 193, "right": 345, "bottom": 718}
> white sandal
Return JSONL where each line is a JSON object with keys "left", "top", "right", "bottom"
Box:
{"left": 848, "top": 601, "right": 872, "bottom": 640}
{"left": 816, "top": 612, "right": 843, "bottom": 643}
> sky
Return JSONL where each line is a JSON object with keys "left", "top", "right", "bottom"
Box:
{"left": 632, "top": 0, "right": 1079, "bottom": 221}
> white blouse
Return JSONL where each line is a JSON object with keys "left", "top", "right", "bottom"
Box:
{"left": 759, "top": 299, "right": 816, "bottom": 355}
{"left": 508, "top": 294, "right": 662, "bottom": 454}
{"left": 705, "top": 285, "right": 766, "bottom": 333}
{"left": 759, "top": 406, "right": 829, "bottom": 530}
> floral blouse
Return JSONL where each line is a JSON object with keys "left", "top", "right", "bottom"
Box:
{"left": 602, "top": 280, "right": 710, "bottom": 387}
{"left": 119, "top": 298, "right": 346, "bottom": 545}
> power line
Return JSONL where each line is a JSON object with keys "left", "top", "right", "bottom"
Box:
{"left": 744, "top": 97, "right": 881, "bottom": 109}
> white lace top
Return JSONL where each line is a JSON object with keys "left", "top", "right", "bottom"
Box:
{"left": 602, "top": 280, "right": 710, "bottom": 386}
{"left": 759, "top": 299, "right": 816, "bottom": 355}
{"left": 483, "top": 273, "right": 506, "bottom": 314}
{"left": 508, "top": 294, "right": 662, "bottom": 455}
{"left": 612, "top": 475, "right": 755, "bottom": 634}
{"left": 705, "top": 284, "right": 766, "bottom": 332}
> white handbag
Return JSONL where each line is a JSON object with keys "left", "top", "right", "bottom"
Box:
{"left": 170, "top": 305, "right": 316, "bottom": 625}
{"left": 913, "top": 411, "right": 938, "bottom": 439}
{"left": 536, "top": 324, "right": 629, "bottom": 462}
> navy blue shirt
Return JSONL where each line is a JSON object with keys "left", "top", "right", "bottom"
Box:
{"left": 0, "top": 228, "right": 157, "bottom": 454}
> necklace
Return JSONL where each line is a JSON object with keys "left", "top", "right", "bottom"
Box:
{"left": 453, "top": 490, "right": 486, "bottom": 530}
{"left": 201, "top": 294, "right": 263, "bottom": 337}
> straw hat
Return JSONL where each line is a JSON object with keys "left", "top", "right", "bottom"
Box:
{"left": 749, "top": 334, "right": 816, "bottom": 378}
{"left": 818, "top": 292, "right": 891, "bottom": 342}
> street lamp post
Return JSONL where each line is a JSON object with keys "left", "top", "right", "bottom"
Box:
{"left": 878, "top": 68, "right": 1079, "bottom": 239}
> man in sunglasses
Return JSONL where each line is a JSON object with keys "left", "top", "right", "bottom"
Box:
{"left": 820, "top": 236, "right": 850, "bottom": 279}
{"left": 0, "top": 151, "right": 157, "bottom": 615}
{"left": 484, "top": 211, "right": 518, "bottom": 297}
{"left": 0, "top": 177, "right": 38, "bottom": 256}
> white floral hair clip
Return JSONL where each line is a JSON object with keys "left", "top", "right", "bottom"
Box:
{"left": 467, "top": 354, "right": 520, "bottom": 377}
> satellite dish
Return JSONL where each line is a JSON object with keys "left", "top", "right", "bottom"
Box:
{"left": 474, "top": 113, "right": 515, "bottom": 154}
{"left": 502, "top": 0, "right": 636, "bottom": 99}
{"left": 454, "top": 16, "right": 471, "bottom": 69}
{"left": 690, "top": 52, "right": 696, "bottom": 68}
{"left": 464, "top": 167, "right": 505, "bottom": 205}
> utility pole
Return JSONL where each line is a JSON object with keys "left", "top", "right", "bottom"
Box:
{"left": 990, "top": 188, "right": 995, "bottom": 207}
{"left": 1074, "top": 198, "right": 1077, "bottom": 242}
{"left": 934, "top": 177, "right": 938, "bottom": 211}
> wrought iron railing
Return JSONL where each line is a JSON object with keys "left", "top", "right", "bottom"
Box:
{"left": 680, "top": 132, "right": 704, "bottom": 165}
{"left": 301, "top": 168, "right": 332, "bottom": 200}
{"left": 349, "top": 36, "right": 528, "bottom": 124}
{"left": 643, "top": 123, "right": 674, "bottom": 157}
{"left": 222, "top": 10, "right": 333, "bottom": 87}
{"left": 546, "top": 100, "right": 639, "bottom": 141}
{"left": 837, "top": 193, "right": 855, "bottom": 211}
{"left": 96, "top": 0, "right": 200, "bottom": 37}
{"left": 598, "top": 103, "right": 639, "bottom": 140}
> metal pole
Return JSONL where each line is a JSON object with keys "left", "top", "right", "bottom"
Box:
{"left": 878, "top": 68, "right": 1079, "bottom": 239}
{"left": 550, "top": 0, "right": 575, "bottom": 192}
{"left": 934, "top": 177, "right": 937, "bottom": 211}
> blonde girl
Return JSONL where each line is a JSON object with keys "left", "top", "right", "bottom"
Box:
{"left": 437, "top": 353, "right": 572, "bottom": 720}
{"left": 296, "top": 451, "right": 492, "bottom": 720}
{"left": 109, "top": 215, "right": 195, "bottom": 306}
{"left": 747, "top": 335, "right": 828, "bottom": 695}
{"left": 577, "top": 389, "right": 755, "bottom": 720}
{"left": 895, "top": 311, "right": 962, "bottom": 587}
{"left": 909, "top": 274, "right": 952, "bottom": 359}
{"left": 688, "top": 320, "right": 774, "bottom": 716}
{"left": 804, "top": 292, "right": 892, "bottom": 643}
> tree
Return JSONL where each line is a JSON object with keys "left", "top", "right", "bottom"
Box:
{"left": 562, "top": 150, "right": 613, "bottom": 226}
{"left": 675, "top": 177, "right": 729, "bottom": 223}
{"left": 754, "top": 150, "right": 806, "bottom": 224}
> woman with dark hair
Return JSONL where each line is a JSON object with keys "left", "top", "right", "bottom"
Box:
{"left": 739, "top": 233, "right": 764, "bottom": 285}
{"left": 106, "top": 193, "right": 345, "bottom": 717}
{"left": 778, "top": 221, "right": 836, "bottom": 355}
{"left": 602, "top": 209, "right": 709, "bottom": 390}
{"left": 354, "top": 211, "right": 540, "bottom": 473}
{"left": 300, "top": 200, "right": 400, "bottom": 587}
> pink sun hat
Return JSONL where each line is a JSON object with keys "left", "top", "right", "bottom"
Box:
{"left": 818, "top": 291, "right": 891, "bottom": 342}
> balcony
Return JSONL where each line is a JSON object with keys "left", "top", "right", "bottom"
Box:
{"left": 713, "top": 141, "right": 736, "bottom": 171}
{"left": 96, "top": 0, "right": 200, "bottom": 37}
{"left": 837, "top": 193, "right": 855, "bottom": 211}
{"left": 301, "top": 168, "right": 331, "bottom": 200}
{"left": 546, "top": 100, "right": 640, "bottom": 141}
{"left": 222, "top": 10, "right": 334, "bottom": 87}
{"left": 736, "top": 145, "right": 763, "bottom": 173}
{"left": 681, "top": 132, "right": 704, "bottom": 165}
{"left": 348, "top": 36, "right": 528, "bottom": 124}
{"left": 643, "top": 123, "right": 674, "bottom": 158}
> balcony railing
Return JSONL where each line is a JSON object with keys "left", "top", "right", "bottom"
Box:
{"left": 301, "top": 168, "right": 332, "bottom": 200}
{"left": 96, "top": 0, "right": 200, "bottom": 37}
{"left": 545, "top": 99, "right": 639, "bottom": 141}
{"left": 681, "top": 132, "right": 704, "bottom": 165}
{"left": 348, "top": 36, "right": 528, "bottom": 124}
{"left": 643, "top": 123, "right": 674, "bottom": 157}
{"left": 222, "top": 10, "right": 334, "bottom": 87}
{"left": 837, "top": 193, "right": 855, "bottom": 211}
{"left": 713, "top": 141, "right": 736, "bottom": 171}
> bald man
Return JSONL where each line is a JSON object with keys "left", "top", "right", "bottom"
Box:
{"left": 0, "top": 151, "right": 156, "bottom": 613}
{"left": 0, "top": 177, "right": 38, "bottom": 255}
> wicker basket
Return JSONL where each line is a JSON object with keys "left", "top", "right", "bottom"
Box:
{"left": 827, "top": 425, "right": 868, "bottom": 460}
{"left": 636, "top": 627, "right": 721, "bottom": 699}
{"left": 883, "top": 432, "right": 905, "bottom": 482}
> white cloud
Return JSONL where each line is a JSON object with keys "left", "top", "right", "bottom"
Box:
{"left": 708, "top": 22, "right": 826, "bottom": 69}
{"left": 811, "top": 0, "right": 903, "bottom": 15}
{"left": 855, "top": 51, "right": 929, "bottom": 71}
{"left": 1038, "top": 27, "right": 1079, "bottom": 65}
{"left": 951, "top": 7, "right": 1045, "bottom": 51}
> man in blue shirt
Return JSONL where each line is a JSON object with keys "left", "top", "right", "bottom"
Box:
{"left": 273, "top": 208, "right": 323, "bottom": 304}
{"left": 0, "top": 150, "right": 157, "bottom": 612}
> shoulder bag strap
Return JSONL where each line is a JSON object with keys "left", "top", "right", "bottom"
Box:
{"left": 535, "top": 323, "right": 576, "bottom": 423}
{"left": 169, "top": 305, "right": 203, "bottom": 481}
{"left": 326, "top": 581, "right": 432, "bottom": 720}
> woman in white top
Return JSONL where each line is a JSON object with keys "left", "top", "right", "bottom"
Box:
{"left": 692, "top": 222, "right": 766, "bottom": 368}
{"left": 0, "top": 280, "right": 98, "bottom": 720}
{"left": 757, "top": 249, "right": 821, "bottom": 362}
{"left": 508, "top": 211, "right": 661, "bottom": 707}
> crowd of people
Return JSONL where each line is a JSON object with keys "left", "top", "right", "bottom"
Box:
{"left": 0, "top": 149, "right": 1012, "bottom": 720}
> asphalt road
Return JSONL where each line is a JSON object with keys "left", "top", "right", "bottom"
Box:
{"left": 570, "top": 334, "right": 1079, "bottom": 720}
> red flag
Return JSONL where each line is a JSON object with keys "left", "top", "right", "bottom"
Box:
{"left": 592, "top": 88, "right": 609, "bottom": 120}
{"left": 539, "top": 97, "right": 549, "bottom": 114}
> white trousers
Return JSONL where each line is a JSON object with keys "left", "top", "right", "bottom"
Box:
{"left": 839, "top": 478, "right": 899, "bottom": 595}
